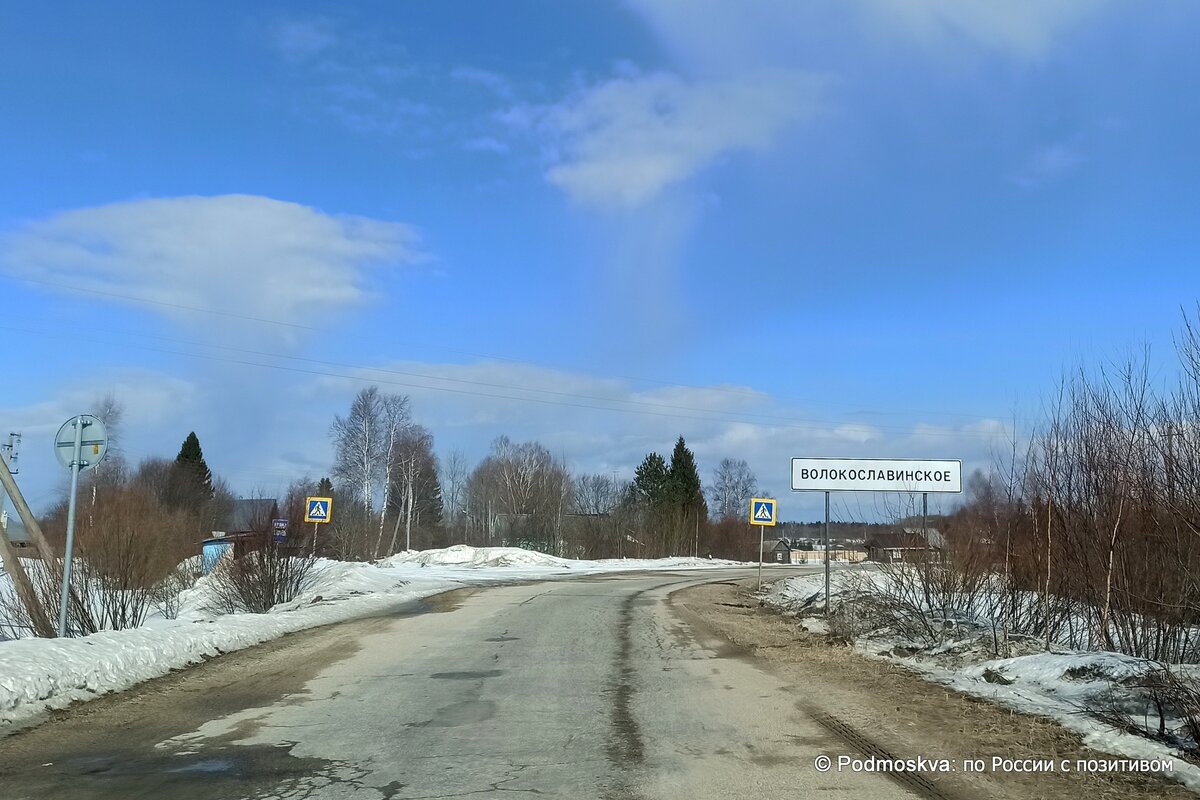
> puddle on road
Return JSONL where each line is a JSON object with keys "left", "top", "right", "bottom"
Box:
{"left": 165, "top": 757, "right": 236, "bottom": 774}
{"left": 18, "top": 741, "right": 345, "bottom": 800}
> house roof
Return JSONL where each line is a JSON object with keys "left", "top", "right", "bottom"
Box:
{"left": 902, "top": 526, "right": 946, "bottom": 549}
{"left": 865, "top": 532, "right": 934, "bottom": 550}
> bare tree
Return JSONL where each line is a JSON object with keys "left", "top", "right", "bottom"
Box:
{"left": 442, "top": 449, "right": 469, "bottom": 539}
{"left": 708, "top": 458, "right": 758, "bottom": 520}
{"left": 464, "top": 437, "right": 570, "bottom": 554}
{"left": 330, "top": 387, "right": 386, "bottom": 514}
{"left": 387, "top": 425, "right": 441, "bottom": 554}
{"left": 374, "top": 394, "right": 412, "bottom": 558}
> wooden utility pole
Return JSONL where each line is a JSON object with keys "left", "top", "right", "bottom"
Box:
{"left": 0, "top": 450, "right": 56, "bottom": 637}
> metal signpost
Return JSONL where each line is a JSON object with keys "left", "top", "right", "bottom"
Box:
{"left": 304, "top": 496, "right": 332, "bottom": 556}
{"left": 790, "top": 457, "right": 962, "bottom": 616}
{"left": 749, "top": 497, "right": 777, "bottom": 591}
{"left": 54, "top": 415, "right": 108, "bottom": 638}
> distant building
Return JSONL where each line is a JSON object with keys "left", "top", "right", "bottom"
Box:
{"left": 770, "top": 539, "right": 793, "bottom": 563}
{"left": 790, "top": 548, "right": 867, "bottom": 564}
{"left": 202, "top": 498, "right": 281, "bottom": 573}
{"left": 864, "top": 527, "right": 944, "bottom": 563}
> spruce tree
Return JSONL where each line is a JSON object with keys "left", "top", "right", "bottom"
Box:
{"left": 167, "top": 432, "right": 214, "bottom": 510}
{"left": 634, "top": 452, "right": 669, "bottom": 507}
{"left": 317, "top": 476, "right": 334, "bottom": 496}
{"left": 667, "top": 437, "right": 705, "bottom": 513}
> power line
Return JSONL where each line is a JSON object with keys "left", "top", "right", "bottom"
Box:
{"left": 1, "top": 323, "right": 1017, "bottom": 441}
{"left": 4, "top": 274, "right": 1026, "bottom": 423}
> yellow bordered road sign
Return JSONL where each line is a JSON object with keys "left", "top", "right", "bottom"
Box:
{"left": 305, "top": 496, "right": 333, "bottom": 524}
{"left": 750, "top": 497, "right": 777, "bottom": 526}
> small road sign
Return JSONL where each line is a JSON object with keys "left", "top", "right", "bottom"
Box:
{"left": 272, "top": 519, "right": 288, "bottom": 531}
{"left": 750, "top": 498, "right": 777, "bottom": 526}
{"left": 54, "top": 415, "right": 108, "bottom": 472}
{"left": 305, "top": 497, "right": 332, "bottom": 524}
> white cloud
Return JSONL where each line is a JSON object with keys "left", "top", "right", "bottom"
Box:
{"left": 512, "top": 70, "right": 824, "bottom": 210}
{"left": 312, "top": 359, "right": 1010, "bottom": 518}
{"left": 2, "top": 353, "right": 1013, "bottom": 520}
{"left": 0, "top": 195, "right": 419, "bottom": 339}
{"left": 629, "top": 0, "right": 1112, "bottom": 64}
{"left": 857, "top": 0, "right": 1111, "bottom": 60}
{"left": 268, "top": 17, "right": 339, "bottom": 62}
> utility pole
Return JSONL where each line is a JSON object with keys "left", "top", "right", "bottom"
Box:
{"left": 0, "top": 434, "right": 56, "bottom": 638}
{"left": 0, "top": 433, "right": 18, "bottom": 534}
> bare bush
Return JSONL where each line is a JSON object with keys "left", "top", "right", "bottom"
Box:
{"left": 205, "top": 541, "right": 318, "bottom": 614}
{"left": 1087, "top": 665, "right": 1200, "bottom": 757}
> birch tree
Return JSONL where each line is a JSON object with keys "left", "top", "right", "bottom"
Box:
{"left": 330, "top": 387, "right": 386, "bottom": 514}
{"left": 374, "top": 393, "right": 412, "bottom": 558}
{"left": 708, "top": 458, "right": 757, "bottom": 520}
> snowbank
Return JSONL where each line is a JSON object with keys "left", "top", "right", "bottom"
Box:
{"left": 764, "top": 572, "right": 1200, "bottom": 791}
{"left": 0, "top": 547, "right": 749, "bottom": 732}
{"left": 379, "top": 544, "right": 745, "bottom": 572}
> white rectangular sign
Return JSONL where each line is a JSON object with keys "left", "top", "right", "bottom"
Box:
{"left": 791, "top": 458, "right": 962, "bottom": 493}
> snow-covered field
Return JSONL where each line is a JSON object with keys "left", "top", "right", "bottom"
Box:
{"left": 764, "top": 569, "right": 1200, "bottom": 791}
{"left": 0, "top": 545, "right": 747, "bottom": 732}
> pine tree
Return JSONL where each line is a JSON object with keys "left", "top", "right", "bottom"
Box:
{"left": 317, "top": 476, "right": 334, "bottom": 496}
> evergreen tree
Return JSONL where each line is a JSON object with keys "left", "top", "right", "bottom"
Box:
{"left": 634, "top": 452, "right": 669, "bottom": 506}
{"left": 317, "top": 476, "right": 334, "bottom": 497}
{"left": 166, "top": 432, "right": 213, "bottom": 510}
{"left": 667, "top": 436, "right": 706, "bottom": 517}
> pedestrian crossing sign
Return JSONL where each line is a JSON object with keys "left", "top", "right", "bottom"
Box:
{"left": 750, "top": 498, "right": 777, "bottom": 526}
{"left": 305, "top": 497, "right": 333, "bottom": 524}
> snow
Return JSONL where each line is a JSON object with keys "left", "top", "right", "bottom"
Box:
{"left": 764, "top": 570, "right": 1200, "bottom": 791}
{"left": 379, "top": 544, "right": 745, "bottom": 572}
{"left": 0, "top": 546, "right": 749, "bottom": 733}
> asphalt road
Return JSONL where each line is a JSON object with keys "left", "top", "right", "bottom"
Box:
{"left": 0, "top": 568, "right": 916, "bottom": 799}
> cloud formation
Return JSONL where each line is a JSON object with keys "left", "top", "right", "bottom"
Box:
{"left": 0, "top": 195, "right": 418, "bottom": 339}
{"left": 630, "top": 0, "right": 1112, "bottom": 64}
{"left": 510, "top": 70, "right": 824, "bottom": 210}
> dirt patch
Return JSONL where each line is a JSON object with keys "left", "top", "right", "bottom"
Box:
{"left": 671, "top": 580, "right": 1191, "bottom": 800}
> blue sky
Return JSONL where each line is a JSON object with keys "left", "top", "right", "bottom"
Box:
{"left": 1, "top": 1, "right": 1198, "bottom": 520}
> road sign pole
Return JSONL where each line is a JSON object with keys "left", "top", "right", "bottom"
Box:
{"left": 312, "top": 521, "right": 318, "bottom": 557}
{"left": 824, "top": 491, "right": 831, "bottom": 617}
{"left": 756, "top": 522, "right": 764, "bottom": 591}
{"left": 922, "top": 492, "right": 928, "bottom": 542}
{"left": 57, "top": 416, "right": 84, "bottom": 638}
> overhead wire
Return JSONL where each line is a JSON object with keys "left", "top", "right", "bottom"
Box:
{"left": 1, "top": 322, "right": 1019, "bottom": 441}
{"left": 3, "top": 273, "right": 1031, "bottom": 424}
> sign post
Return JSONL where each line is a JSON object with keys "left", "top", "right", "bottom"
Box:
{"left": 53, "top": 415, "right": 108, "bottom": 638}
{"left": 749, "top": 497, "right": 777, "bottom": 591}
{"left": 790, "top": 457, "right": 962, "bottom": 617}
{"left": 304, "top": 496, "right": 332, "bottom": 556}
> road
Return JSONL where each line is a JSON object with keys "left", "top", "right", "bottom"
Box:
{"left": 0, "top": 568, "right": 916, "bottom": 799}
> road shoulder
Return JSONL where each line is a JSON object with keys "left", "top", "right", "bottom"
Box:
{"left": 670, "top": 579, "right": 1191, "bottom": 800}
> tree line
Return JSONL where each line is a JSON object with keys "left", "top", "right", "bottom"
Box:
{"left": 321, "top": 386, "right": 766, "bottom": 561}
{"left": 939, "top": 310, "right": 1200, "bottom": 664}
